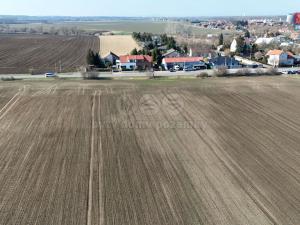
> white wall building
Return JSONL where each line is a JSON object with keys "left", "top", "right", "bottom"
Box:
{"left": 116, "top": 55, "right": 152, "bottom": 71}
{"left": 266, "top": 50, "right": 295, "bottom": 67}
{"left": 230, "top": 39, "right": 237, "bottom": 52}
{"left": 287, "top": 13, "right": 294, "bottom": 24}
{"left": 255, "top": 37, "right": 277, "bottom": 45}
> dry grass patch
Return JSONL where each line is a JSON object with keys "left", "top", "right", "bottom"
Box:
{"left": 99, "top": 35, "right": 141, "bottom": 57}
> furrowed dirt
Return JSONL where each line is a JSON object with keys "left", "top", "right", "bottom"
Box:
{"left": 0, "top": 77, "right": 299, "bottom": 225}
{"left": 0, "top": 34, "right": 99, "bottom": 74}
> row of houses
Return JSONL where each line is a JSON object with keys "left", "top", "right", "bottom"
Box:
{"left": 229, "top": 35, "right": 299, "bottom": 67}
{"left": 103, "top": 51, "right": 243, "bottom": 71}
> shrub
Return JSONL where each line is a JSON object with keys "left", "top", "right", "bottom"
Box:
{"left": 81, "top": 71, "right": 99, "bottom": 80}
{"left": 236, "top": 68, "right": 252, "bottom": 76}
{"left": 265, "top": 67, "right": 280, "bottom": 75}
{"left": 197, "top": 72, "right": 209, "bottom": 78}
{"left": 214, "top": 67, "right": 229, "bottom": 77}
{"left": 0, "top": 76, "right": 15, "bottom": 81}
{"left": 254, "top": 68, "right": 266, "bottom": 75}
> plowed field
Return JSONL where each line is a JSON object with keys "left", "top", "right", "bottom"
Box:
{"left": 0, "top": 77, "right": 299, "bottom": 225}
{"left": 0, "top": 34, "right": 99, "bottom": 74}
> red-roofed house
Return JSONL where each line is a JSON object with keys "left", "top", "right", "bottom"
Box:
{"left": 116, "top": 55, "right": 153, "bottom": 71}
{"left": 162, "top": 57, "right": 206, "bottom": 70}
{"left": 266, "top": 50, "right": 295, "bottom": 67}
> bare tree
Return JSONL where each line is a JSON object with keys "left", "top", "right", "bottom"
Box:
{"left": 254, "top": 52, "right": 263, "bottom": 60}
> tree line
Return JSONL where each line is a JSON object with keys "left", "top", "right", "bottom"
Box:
{"left": 131, "top": 32, "right": 187, "bottom": 68}
{"left": 86, "top": 49, "right": 105, "bottom": 68}
{"left": 132, "top": 32, "right": 180, "bottom": 50}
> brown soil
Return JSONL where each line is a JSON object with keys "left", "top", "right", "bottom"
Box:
{"left": 0, "top": 77, "right": 299, "bottom": 225}
{"left": 0, "top": 34, "right": 99, "bottom": 74}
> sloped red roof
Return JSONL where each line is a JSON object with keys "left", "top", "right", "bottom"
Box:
{"left": 119, "top": 55, "right": 152, "bottom": 63}
{"left": 164, "top": 57, "right": 203, "bottom": 63}
{"left": 266, "top": 50, "right": 284, "bottom": 55}
{"left": 144, "top": 55, "right": 152, "bottom": 62}
{"left": 266, "top": 50, "right": 295, "bottom": 58}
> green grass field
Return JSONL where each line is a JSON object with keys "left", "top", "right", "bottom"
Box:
{"left": 7, "top": 20, "right": 232, "bottom": 35}
{"left": 8, "top": 21, "right": 168, "bottom": 34}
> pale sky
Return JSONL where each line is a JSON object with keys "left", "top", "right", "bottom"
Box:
{"left": 0, "top": 0, "right": 299, "bottom": 17}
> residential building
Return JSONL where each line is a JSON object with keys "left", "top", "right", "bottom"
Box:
{"left": 230, "top": 39, "right": 237, "bottom": 52}
{"left": 280, "top": 42, "right": 294, "bottom": 47}
{"left": 266, "top": 50, "right": 294, "bottom": 67}
{"left": 158, "top": 45, "right": 168, "bottom": 51}
{"left": 290, "top": 32, "right": 300, "bottom": 41}
{"left": 162, "top": 57, "right": 205, "bottom": 70}
{"left": 210, "top": 56, "right": 241, "bottom": 69}
{"left": 255, "top": 35, "right": 288, "bottom": 46}
{"left": 255, "top": 37, "right": 277, "bottom": 45}
{"left": 116, "top": 55, "right": 152, "bottom": 71}
{"left": 163, "top": 48, "right": 181, "bottom": 58}
{"left": 287, "top": 13, "right": 294, "bottom": 24}
{"left": 103, "top": 52, "right": 119, "bottom": 65}
{"left": 216, "top": 45, "right": 224, "bottom": 52}
{"left": 293, "top": 55, "right": 300, "bottom": 65}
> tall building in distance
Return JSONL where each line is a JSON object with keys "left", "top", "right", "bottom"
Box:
{"left": 287, "top": 13, "right": 300, "bottom": 30}
{"left": 287, "top": 13, "right": 294, "bottom": 24}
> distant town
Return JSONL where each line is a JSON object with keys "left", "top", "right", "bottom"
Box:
{"left": 0, "top": 8, "right": 300, "bottom": 225}
{"left": 0, "top": 14, "right": 299, "bottom": 76}
{"left": 91, "top": 14, "right": 300, "bottom": 76}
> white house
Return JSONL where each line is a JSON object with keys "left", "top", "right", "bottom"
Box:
{"left": 216, "top": 45, "right": 224, "bottom": 52}
{"left": 116, "top": 55, "right": 152, "bottom": 71}
{"left": 230, "top": 39, "right": 237, "bottom": 52}
{"left": 280, "top": 42, "right": 294, "bottom": 47}
{"left": 230, "top": 38, "right": 250, "bottom": 53}
{"left": 266, "top": 50, "right": 295, "bottom": 67}
{"left": 255, "top": 37, "right": 277, "bottom": 45}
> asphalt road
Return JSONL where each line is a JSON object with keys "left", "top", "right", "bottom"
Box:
{"left": 0, "top": 67, "right": 299, "bottom": 80}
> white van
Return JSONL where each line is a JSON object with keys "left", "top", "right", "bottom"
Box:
{"left": 174, "top": 65, "right": 180, "bottom": 71}
{"left": 45, "top": 72, "right": 56, "bottom": 78}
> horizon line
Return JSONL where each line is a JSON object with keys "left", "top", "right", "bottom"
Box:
{"left": 0, "top": 14, "right": 287, "bottom": 18}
